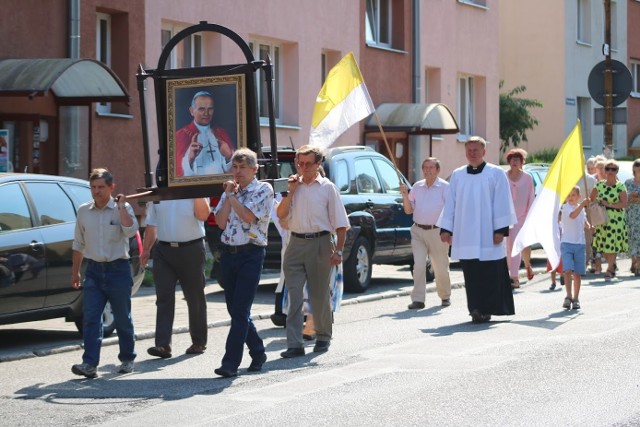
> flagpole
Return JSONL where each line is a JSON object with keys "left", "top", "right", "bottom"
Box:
{"left": 372, "top": 111, "right": 403, "bottom": 184}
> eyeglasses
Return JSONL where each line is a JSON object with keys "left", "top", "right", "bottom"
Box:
{"left": 604, "top": 167, "right": 618, "bottom": 172}
{"left": 297, "top": 161, "right": 318, "bottom": 168}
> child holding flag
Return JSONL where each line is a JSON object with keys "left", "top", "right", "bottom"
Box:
{"left": 560, "top": 186, "right": 591, "bottom": 310}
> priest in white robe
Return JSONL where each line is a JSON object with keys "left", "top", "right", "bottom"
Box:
{"left": 437, "top": 136, "right": 517, "bottom": 323}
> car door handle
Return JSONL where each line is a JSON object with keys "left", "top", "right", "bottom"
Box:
{"left": 29, "top": 241, "right": 44, "bottom": 251}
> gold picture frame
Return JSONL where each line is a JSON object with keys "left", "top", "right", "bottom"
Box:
{"left": 166, "top": 74, "right": 246, "bottom": 186}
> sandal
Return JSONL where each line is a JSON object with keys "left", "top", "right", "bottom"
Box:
{"left": 604, "top": 270, "right": 615, "bottom": 279}
{"left": 526, "top": 265, "right": 534, "bottom": 281}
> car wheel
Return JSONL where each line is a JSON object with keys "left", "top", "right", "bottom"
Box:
{"left": 270, "top": 291, "right": 287, "bottom": 327}
{"left": 410, "top": 259, "right": 435, "bottom": 283}
{"left": 212, "top": 259, "right": 225, "bottom": 289}
{"left": 343, "top": 236, "right": 372, "bottom": 293}
{"left": 74, "top": 302, "right": 116, "bottom": 337}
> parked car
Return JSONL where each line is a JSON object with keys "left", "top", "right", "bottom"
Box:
{"left": 499, "top": 163, "right": 550, "bottom": 196}
{"left": 616, "top": 160, "right": 634, "bottom": 184}
{"left": 253, "top": 145, "right": 421, "bottom": 293}
{"left": 0, "top": 173, "right": 144, "bottom": 337}
{"left": 524, "top": 163, "right": 550, "bottom": 196}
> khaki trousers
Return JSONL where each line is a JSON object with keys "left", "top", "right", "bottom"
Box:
{"left": 410, "top": 225, "right": 451, "bottom": 302}
{"left": 283, "top": 234, "right": 334, "bottom": 348}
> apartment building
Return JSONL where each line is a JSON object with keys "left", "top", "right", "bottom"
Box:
{"left": 500, "top": 0, "right": 632, "bottom": 159}
{"left": 0, "top": 0, "right": 145, "bottom": 200}
{"left": 0, "top": 0, "right": 500, "bottom": 188}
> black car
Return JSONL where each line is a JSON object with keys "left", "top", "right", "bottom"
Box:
{"left": 0, "top": 173, "right": 144, "bottom": 336}
{"left": 207, "top": 145, "right": 432, "bottom": 294}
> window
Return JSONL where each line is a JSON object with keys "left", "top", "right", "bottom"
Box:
{"left": 321, "top": 53, "right": 328, "bottom": 85}
{"left": 25, "top": 183, "right": 76, "bottom": 226}
{"left": 249, "top": 40, "right": 281, "bottom": 121}
{"left": 0, "top": 184, "right": 31, "bottom": 232}
{"left": 631, "top": 61, "right": 640, "bottom": 97}
{"left": 61, "top": 183, "right": 92, "bottom": 209}
{"left": 161, "top": 24, "right": 203, "bottom": 69}
{"left": 577, "top": 96, "right": 592, "bottom": 148}
{"left": 59, "top": 106, "right": 89, "bottom": 179}
{"left": 374, "top": 158, "right": 401, "bottom": 194}
{"left": 96, "top": 13, "right": 111, "bottom": 114}
{"left": 577, "top": 0, "right": 591, "bottom": 44}
{"left": 457, "top": 0, "right": 487, "bottom": 7}
{"left": 355, "top": 159, "right": 382, "bottom": 194}
{"left": 365, "top": 0, "right": 391, "bottom": 47}
{"left": 334, "top": 159, "right": 350, "bottom": 193}
{"left": 458, "top": 76, "right": 475, "bottom": 137}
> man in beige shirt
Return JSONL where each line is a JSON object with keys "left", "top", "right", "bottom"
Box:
{"left": 276, "top": 145, "right": 349, "bottom": 358}
{"left": 70, "top": 168, "right": 139, "bottom": 378}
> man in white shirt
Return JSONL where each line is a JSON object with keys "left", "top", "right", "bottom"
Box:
{"left": 400, "top": 157, "right": 451, "bottom": 309}
{"left": 141, "top": 197, "right": 210, "bottom": 359}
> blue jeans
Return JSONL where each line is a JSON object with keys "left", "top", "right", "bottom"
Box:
{"left": 82, "top": 259, "right": 136, "bottom": 367}
{"left": 220, "top": 246, "right": 266, "bottom": 371}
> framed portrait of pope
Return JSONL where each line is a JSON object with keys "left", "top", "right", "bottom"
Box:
{"left": 166, "top": 74, "right": 246, "bottom": 186}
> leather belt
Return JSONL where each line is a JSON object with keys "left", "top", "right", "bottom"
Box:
{"left": 221, "top": 243, "right": 260, "bottom": 253}
{"left": 414, "top": 223, "right": 438, "bottom": 230}
{"left": 158, "top": 238, "right": 203, "bottom": 248}
{"left": 291, "top": 230, "right": 330, "bottom": 239}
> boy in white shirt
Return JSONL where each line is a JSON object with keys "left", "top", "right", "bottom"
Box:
{"left": 560, "top": 186, "right": 591, "bottom": 310}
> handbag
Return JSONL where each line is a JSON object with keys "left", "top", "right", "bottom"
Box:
{"left": 587, "top": 201, "right": 609, "bottom": 226}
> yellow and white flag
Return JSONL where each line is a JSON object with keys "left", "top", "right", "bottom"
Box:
{"left": 512, "top": 121, "right": 585, "bottom": 269}
{"left": 309, "top": 52, "right": 375, "bottom": 149}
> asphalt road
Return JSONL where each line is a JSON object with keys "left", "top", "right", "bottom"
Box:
{"left": 2, "top": 254, "right": 640, "bottom": 426}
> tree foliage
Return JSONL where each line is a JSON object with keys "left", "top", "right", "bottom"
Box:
{"left": 499, "top": 80, "right": 543, "bottom": 154}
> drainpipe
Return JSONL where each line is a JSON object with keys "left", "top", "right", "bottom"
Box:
{"left": 65, "top": 0, "right": 81, "bottom": 176}
{"left": 410, "top": 0, "right": 421, "bottom": 180}
{"left": 412, "top": 0, "right": 420, "bottom": 103}
{"left": 68, "top": 0, "right": 80, "bottom": 59}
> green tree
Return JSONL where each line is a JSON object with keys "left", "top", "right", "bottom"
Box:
{"left": 499, "top": 80, "right": 543, "bottom": 154}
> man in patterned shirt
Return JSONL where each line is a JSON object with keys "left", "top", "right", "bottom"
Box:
{"left": 213, "top": 148, "right": 274, "bottom": 377}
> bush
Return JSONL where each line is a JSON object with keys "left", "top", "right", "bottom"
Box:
{"left": 527, "top": 148, "right": 559, "bottom": 164}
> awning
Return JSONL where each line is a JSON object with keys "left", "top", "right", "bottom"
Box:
{"left": 365, "top": 103, "right": 459, "bottom": 135}
{"left": 0, "top": 58, "right": 130, "bottom": 104}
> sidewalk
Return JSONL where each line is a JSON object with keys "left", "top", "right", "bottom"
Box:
{"left": 1, "top": 251, "right": 631, "bottom": 362}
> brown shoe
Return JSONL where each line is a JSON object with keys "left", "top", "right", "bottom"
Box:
{"left": 147, "top": 345, "right": 172, "bottom": 359}
{"left": 185, "top": 344, "right": 206, "bottom": 355}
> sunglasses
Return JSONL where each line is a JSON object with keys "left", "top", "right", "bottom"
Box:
{"left": 297, "top": 161, "right": 318, "bottom": 168}
{"left": 604, "top": 167, "right": 618, "bottom": 172}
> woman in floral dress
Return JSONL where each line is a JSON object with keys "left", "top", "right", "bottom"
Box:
{"left": 625, "top": 159, "right": 640, "bottom": 276}
{"left": 590, "top": 159, "right": 628, "bottom": 279}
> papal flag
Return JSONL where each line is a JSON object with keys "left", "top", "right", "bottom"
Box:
{"left": 309, "top": 52, "right": 375, "bottom": 149}
{"left": 512, "top": 121, "right": 585, "bottom": 269}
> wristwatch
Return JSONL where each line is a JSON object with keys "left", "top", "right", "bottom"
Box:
{"left": 335, "top": 250, "right": 343, "bottom": 257}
